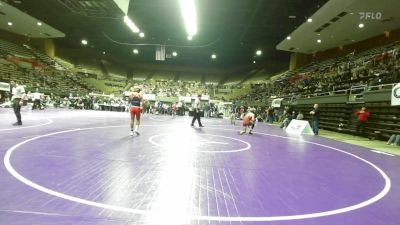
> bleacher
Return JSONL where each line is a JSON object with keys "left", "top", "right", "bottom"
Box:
{"left": 24, "top": 45, "right": 65, "bottom": 71}
{"left": 0, "top": 39, "right": 34, "bottom": 58}
{"left": 293, "top": 103, "right": 353, "bottom": 133}
{"left": 365, "top": 102, "right": 400, "bottom": 139}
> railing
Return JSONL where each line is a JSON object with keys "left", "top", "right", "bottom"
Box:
{"left": 284, "top": 83, "right": 398, "bottom": 104}
{"left": 367, "top": 83, "right": 396, "bottom": 91}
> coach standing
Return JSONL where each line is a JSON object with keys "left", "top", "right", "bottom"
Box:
{"left": 309, "top": 104, "right": 320, "bottom": 135}
{"left": 11, "top": 81, "right": 26, "bottom": 126}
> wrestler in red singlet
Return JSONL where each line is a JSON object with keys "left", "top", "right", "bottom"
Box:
{"left": 130, "top": 87, "right": 142, "bottom": 136}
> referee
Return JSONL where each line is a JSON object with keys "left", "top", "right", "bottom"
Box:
{"left": 11, "top": 80, "right": 26, "bottom": 126}
{"left": 191, "top": 94, "right": 204, "bottom": 127}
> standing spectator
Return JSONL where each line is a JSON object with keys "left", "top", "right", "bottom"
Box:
{"left": 230, "top": 110, "right": 236, "bottom": 125}
{"left": 354, "top": 106, "right": 370, "bottom": 137}
{"left": 181, "top": 100, "right": 186, "bottom": 116}
{"left": 204, "top": 102, "right": 210, "bottom": 118}
{"left": 171, "top": 102, "right": 177, "bottom": 118}
{"left": 281, "top": 110, "right": 292, "bottom": 129}
{"left": 310, "top": 104, "right": 320, "bottom": 135}
{"left": 267, "top": 106, "right": 274, "bottom": 123}
{"left": 177, "top": 101, "right": 182, "bottom": 116}
{"left": 10, "top": 81, "right": 26, "bottom": 126}
{"left": 296, "top": 111, "right": 304, "bottom": 120}
{"left": 239, "top": 106, "right": 245, "bottom": 120}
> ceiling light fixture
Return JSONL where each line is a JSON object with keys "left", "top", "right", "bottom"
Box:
{"left": 124, "top": 15, "right": 140, "bottom": 33}
{"left": 133, "top": 49, "right": 139, "bottom": 54}
{"left": 187, "top": 35, "right": 193, "bottom": 41}
{"left": 307, "top": 18, "right": 312, "bottom": 23}
{"left": 37, "top": 22, "right": 42, "bottom": 26}
{"left": 179, "top": 0, "right": 197, "bottom": 37}
{"left": 286, "top": 36, "right": 291, "bottom": 40}
{"left": 211, "top": 54, "right": 216, "bottom": 59}
{"left": 317, "top": 39, "right": 322, "bottom": 43}
{"left": 358, "top": 23, "right": 364, "bottom": 28}
{"left": 172, "top": 51, "right": 178, "bottom": 57}
{"left": 81, "top": 39, "right": 88, "bottom": 45}
{"left": 256, "top": 50, "right": 262, "bottom": 56}
{"left": 139, "top": 32, "right": 145, "bottom": 38}
{"left": 7, "top": 22, "right": 12, "bottom": 26}
{"left": 253, "top": 61, "right": 256, "bottom": 64}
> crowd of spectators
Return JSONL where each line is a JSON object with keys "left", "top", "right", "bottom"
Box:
{"left": 243, "top": 42, "right": 400, "bottom": 102}
{"left": 126, "top": 79, "right": 213, "bottom": 97}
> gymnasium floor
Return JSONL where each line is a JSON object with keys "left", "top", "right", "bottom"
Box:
{"left": 0, "top": 109, "right": 399, "bottom": 225}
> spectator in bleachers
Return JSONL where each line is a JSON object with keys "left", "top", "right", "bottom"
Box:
{"left": 354, "top": 106, "right": 370, "bottom": 137}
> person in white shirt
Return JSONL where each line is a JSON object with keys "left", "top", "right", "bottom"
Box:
{"left": 10, "top": 81, "right": 26, "bottom": 126}
{"left": 191, "top": 94, "right": 203, "bottom": 127}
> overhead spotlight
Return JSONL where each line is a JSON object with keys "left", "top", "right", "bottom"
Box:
{"left": 307, "top": 18, "right": 312, "bottom": 23}
{"left": 187, "top": 35, "right": 193, "bottom": 41}
{"left": 81, "top": 39, "right": 88, "bottom": 45}
{"left": 102, "top": 51, "right": 106, "bottom": 55}
{"left": 139, "top": 32, "right": 145, "bottom": 38}
{"left": 256, "top": 50, "right": 262, "bottom": 56}
{"left": 124, "top": 15, "right": 140, "bottom": 33}
{"left": 286, "top": 36, "right": 291, "bottom": 40}
{"left": 172, "top": 51, "right": 178, "bottom": 57}
{"left": 7, "top": 22, "right": 12, "bottom": 26}
{"left": 317, "top": 39, "right": 322, "bottom": 43}
{"left": 179, "top": 0, "right": 198, "bottom": 37}
{"left": 37, "top": 22, "right": 42, "bottom": 26}
{"left": 253, "top": 60, "right": 256, "bottom": 64}
{"left": 358, "top": 23, "right": 364, "bottom": 28}
{"left": 211, "top": 54, "right": 216, "bottom": 59}
{"left": 133, "top": 49, "right": 139, "bottom": 54}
